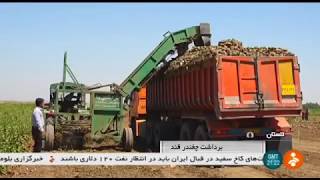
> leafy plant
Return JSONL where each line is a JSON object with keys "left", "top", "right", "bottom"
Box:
{"left": 0, "top": 102, "right": 33, "bottom": 174}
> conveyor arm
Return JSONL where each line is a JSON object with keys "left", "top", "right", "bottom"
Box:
{"left": 117, "top": 23, "right": 211, "bottom": 98}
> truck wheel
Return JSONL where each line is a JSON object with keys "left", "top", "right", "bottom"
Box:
{"left": 179, "top": 121, "right": 195, "bottom": 140}
{"left": 45, "top": 119, "right": 55, "bottom": 151}
{"left": 145, "top": 120, "right": 154, "bottom": 151}
{"left": 279, "top": 136, "right": 293, "bottom": 155}
{"left": 194, "top": 125, "right": 209, "bottom": 140}
{"left": 131, "top": 118, "right": 137, "bottom": 137}
{"left": 153, "top": 121, "right": 161, "bottom": 152}
{"left": 122, "top": 127, "right": 134, "bottom": 152}
{"left": 266, "top": 135, "right": 292, "bottom": 156}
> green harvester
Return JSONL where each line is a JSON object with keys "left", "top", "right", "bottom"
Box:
{"left": 43, "top": 23, "right": 211, "bottom": 151}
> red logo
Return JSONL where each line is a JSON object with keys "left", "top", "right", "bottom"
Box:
{"left": 283, "top": 150, "right": 304, "bottom": 170}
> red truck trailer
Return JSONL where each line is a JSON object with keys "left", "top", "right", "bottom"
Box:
{"left": 130, "top": 53, "right": 302, "bottom": 155}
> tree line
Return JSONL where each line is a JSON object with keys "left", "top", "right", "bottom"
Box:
{"left": 303, "top": 102, "right": 320, "bottom": 109}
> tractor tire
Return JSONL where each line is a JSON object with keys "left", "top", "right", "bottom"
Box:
{"left": 122, "top": 127, "right": 134, "bottom": 152}
{"left": 45, "top": 118, "right": 55, "bottom": 151}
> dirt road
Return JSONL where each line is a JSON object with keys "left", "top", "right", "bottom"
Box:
{"left": 2, "top": 118, "right": 319, "bottom": 178}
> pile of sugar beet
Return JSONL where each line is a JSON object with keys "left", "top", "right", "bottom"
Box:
{"left": 166, "top": 39, "right": 294, "bottom": 73}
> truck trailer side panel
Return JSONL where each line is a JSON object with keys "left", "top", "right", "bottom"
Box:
{"left": 147, "top": 56, "right": 302, "bottom": 120}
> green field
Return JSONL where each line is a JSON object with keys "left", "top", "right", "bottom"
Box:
{"left": 309, "top": 107, "right": 320, "bottom": 117}
{"left": 0, "top": 102, "right": 33, "bottom": 152}
{"left": 303, "top": 107, "right": 320, "bottom": 121}
{"left": 0, "top": 102, "right": 34, "bottom": 173}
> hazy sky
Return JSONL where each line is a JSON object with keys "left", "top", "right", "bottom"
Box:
{"left": 0, "top": 3, "right": 319, "bottom": 103}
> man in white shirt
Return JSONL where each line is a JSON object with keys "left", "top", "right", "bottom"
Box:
{"left": 32, "top": 98, "right": 45, "bottom": 152}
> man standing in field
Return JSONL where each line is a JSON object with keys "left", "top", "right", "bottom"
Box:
{"left": 32, "top": 98, "right": 45, "bottom": 152}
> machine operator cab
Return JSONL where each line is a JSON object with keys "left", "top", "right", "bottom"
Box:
{"left": 49, "top": 82, "right": 87, "bottom": 113}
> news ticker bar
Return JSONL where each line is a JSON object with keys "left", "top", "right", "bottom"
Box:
{"left": 0, "top": 153, "right": 264, "bottom": 165}
{"left": 0, "top": 141, "right": 267, "bottom": 166}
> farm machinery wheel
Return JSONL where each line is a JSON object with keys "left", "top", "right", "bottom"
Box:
{"left": 122, "top": 127, "right": 134, "bottom": 152}
{"left": 44, "top": 117, "right": 55, "bottom": 151}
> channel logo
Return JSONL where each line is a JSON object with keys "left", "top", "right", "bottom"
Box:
{"left": 263, "top": 149, "right": 304, "bottom": 170}
{"left": 283, "top": 150, "right": 304, "bottom": 170}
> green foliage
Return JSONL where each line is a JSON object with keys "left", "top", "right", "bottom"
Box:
{"left": 0, "top": 165, "right": 5, "bottom": 175}
{"left": 0, "top": 103, "right": 33, "bottom": 152}
{"left": 0, "top": 102, "right": 33, "bottom": 175}
{"left": 303, "top": 102, "right": 320, "bottom": 109}
{"left": 310, "top": 108, "right": 320, "bottom": 116}
{"left": 303, "top": 102, "right": 320, "bottom": 117}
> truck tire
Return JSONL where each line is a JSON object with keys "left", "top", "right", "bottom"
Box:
{"left": 131, "top": 117, "right": 137, "bottom": 137}
{"left": 152, "top": 121, "right": 161, "bottom": 152}
{"left": 45, "top": 118, "right": 55, "bottom": 151}
{"left": 194, "top": 125, "right": 209, "bottom": 140}
{"left": 122, "top": 127, "right": 134, "bottom": 152}
{"left": 145, "top": 120, "right": 154, "bottom": 151}
{"left": 179, "top": 121, "right": 196, "bottom": 140}
{"left": 266, "top": 135, "right": 292, "bottom": 156}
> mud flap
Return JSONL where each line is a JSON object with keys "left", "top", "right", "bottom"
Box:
{"left": 266, "top": 135, "right": 292, "bottom": 156}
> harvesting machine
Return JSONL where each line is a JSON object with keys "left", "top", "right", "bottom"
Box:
{"left": 43, "top": 23, "right": 211, "bottom": 151}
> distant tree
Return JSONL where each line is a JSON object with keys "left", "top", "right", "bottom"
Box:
{"left": 303, "top": 102, "right": 320, "bottom": 109}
